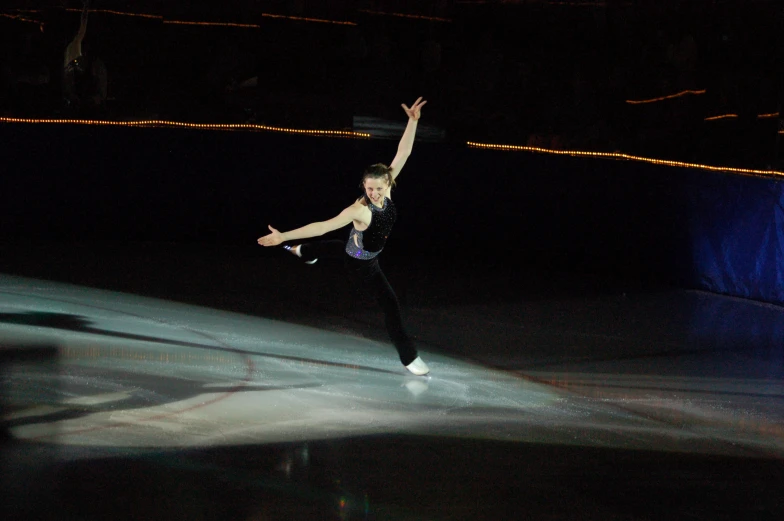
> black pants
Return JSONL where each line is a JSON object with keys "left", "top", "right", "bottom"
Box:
{"left": 299, "top": 240, "right": 418, "bottom": 366}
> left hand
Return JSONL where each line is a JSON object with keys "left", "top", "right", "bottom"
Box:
{"left": 402, "top": 97, "right": 427, "bottom": 121}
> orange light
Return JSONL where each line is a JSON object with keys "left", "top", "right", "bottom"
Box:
{"left": 0, "top": 12, "right": 43, "bottom": 24}
{"left": 164, "top": 15, "right": 355, "bottom": 27}
{"left": 60, "top": 7, "right": 355, "bottom": 26}
{"left": 163, "top": 20, "right": 262, "bottom": 29}
{"left": 358, "top": 9, "right": 452, "bottom": 23}
{"left": 466, "top": 141, "right": 784, "bottom": 179}
{"left": 704, "top": 114, "right": 738, "bottom": 121}
{"left": 705, "top": 113, "right": 780, "bottom": 121}
{"left": 626, "top": 90, "right": 706, "bottom": 105}
{"left": 456, "top": 0, "right": 623, "bottom": 5}
{"left": 255, "top": 13, "right": 355, "bottom": 25}
{"left": 63, "top": 7, "right": 160, "bottom": 20}
{"left": 0, "top": 117, "right": 371, "bottom": 138}
{"left": 546, "top": 1, "right": 609, "bottom": 6}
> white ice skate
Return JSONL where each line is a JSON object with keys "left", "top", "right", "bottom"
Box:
{"left": 405, "top": 356, "right": 430, "bottom": 376}
{"left": 283, "top": 244, "right": 317, "bottom": 264}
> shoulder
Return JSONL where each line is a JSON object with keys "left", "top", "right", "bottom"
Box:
{"left": 346, "top": 199, "right": 370, "bottom": 218}
{"left": 343, "top": 198, "right": 371, "bottom": 226}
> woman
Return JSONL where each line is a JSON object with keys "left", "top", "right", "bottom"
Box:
{"left": 257, "top": 97, "right": 430, "bottom": 376}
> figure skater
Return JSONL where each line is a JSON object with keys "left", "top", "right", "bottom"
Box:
{"left": 257, "top": 97, "right": 430, "bottom": 376}
{"left": 63, "top": 2, "right": 89, "bottom": 81}
{"left": 63, "top": 1, "right": 107, "bottom": 115}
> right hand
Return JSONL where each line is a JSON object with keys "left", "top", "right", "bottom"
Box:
{"left": 402, "top": 96, "right": 427, "bottom": 121}
{"left": 257, "top": 225, "right": 284, "bottom": 247}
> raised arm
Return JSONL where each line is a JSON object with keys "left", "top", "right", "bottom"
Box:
{"left": 389, "top": 97, "right": 427, "bottom": 181}
{"left": 64, "top": 6, "right": 89, "bottom": 66}
{"left": 77, "top": 6, "right": 89, "bottom": 41}
{"left": 257, "top": 202, "right": 366, "bottom": 247}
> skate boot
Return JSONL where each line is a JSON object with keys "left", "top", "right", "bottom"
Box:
{"left": 405, "top": 356, "right": 430, "bottom": 376}
{"left": 283, "top": 244, "right": 317, "bottom": 264}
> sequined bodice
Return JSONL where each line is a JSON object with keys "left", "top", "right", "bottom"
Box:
{"left": 345, "top": 196, "right": 397, "bottom": 260}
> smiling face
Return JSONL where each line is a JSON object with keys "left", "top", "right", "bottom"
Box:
{"left": 363, "top": 176, "right": 390, "bottom": 206}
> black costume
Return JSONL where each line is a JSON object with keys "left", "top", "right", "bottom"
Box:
{"left": 298, "top": 195, "right": 418, "bottom": 366}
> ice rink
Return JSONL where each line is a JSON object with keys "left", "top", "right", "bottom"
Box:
{"left": 2, "top": 243, "right": 783, "bottom": 520}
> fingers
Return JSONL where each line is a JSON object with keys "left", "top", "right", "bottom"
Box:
{"left": 402, "top": 97, "right": 427, "bottom": 118}
{"left": 403, "top": 98, "right": 426, "bottom": 108}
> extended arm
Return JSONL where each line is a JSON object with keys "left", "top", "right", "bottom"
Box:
{"left": 77, "top": 7, "right": 89, "bottom": 41}
{"left": 257, "top": 203, "right": 365, "bottom": 247}
{"left": 389, "top": 97, "right": 427, "bottom": 181}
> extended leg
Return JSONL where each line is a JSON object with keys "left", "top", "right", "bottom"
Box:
{"left": 285, "top": 240, "right": 345, "bottom": 264}
{"left": 283, "top": 244, "right": 318, "bottom": 264}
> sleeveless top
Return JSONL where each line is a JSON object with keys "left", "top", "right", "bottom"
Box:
{"left": 345, "top": 196, "right": 397, "bottom": 260}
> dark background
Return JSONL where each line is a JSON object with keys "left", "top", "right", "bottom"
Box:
{"left": 1, "top": 0, "right": 783, "bottom": 290}
{"left": 2, "top": 1, "right": 782, "bottom": 165}
{"left": 0, "top": 123, "right": 694, "bottom": 286}
{"left": 3, "top": 5, "right": 784, "bottom": 520}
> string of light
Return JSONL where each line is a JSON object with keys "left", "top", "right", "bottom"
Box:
{"left": 705, "top": 114, "right": 738, "bottom": 121}
{"left": 626, "top": 90, "right": 706, "bottom": 105}
{"left": 705, "top": 113, "right": 780, "bottom": 121}
{"left": 0, "top": 12, "right": 42, "bottom": 24}
{"left": 357, "top": 9, "right": 452, "bottom": 23}
{"left": 30, "top": 7, "right": 357, "bottom": 26}
{"left": 455, "top": 1, "right": 618, "bottom": 5}
{"left": 3, "top": 117, "right": 778, "bottom": 173}
{"left": 545, "top": 1, "right": 609, "bottom": 6}
{"left": 0, "top": 117, "right": 370, "bottom": 138}
{"left": 162, "top": 20, "right": 262, "bottom": 29}
{"left": 466, "top": 141, "right": 784, "bottom": 179}
{"left": 163, "top": 13, "right": 356, "bottom": 27}
{"left": 62, "top": 8, "right": 159, "bottom": 20}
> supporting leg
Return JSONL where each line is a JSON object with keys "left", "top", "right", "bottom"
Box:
{"left": 363, "top": 262, "right": 428, "bottom": 374}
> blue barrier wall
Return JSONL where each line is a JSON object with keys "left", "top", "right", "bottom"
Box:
{"left": 686, "top": 172, "right": 784, "bottom": 304}
{"left": 2, "top": 124, "right": 782, "bottom": 304}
